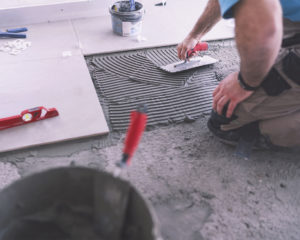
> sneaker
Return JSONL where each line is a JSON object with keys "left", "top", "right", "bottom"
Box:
{"left": 207, "top": 110, "right": 277, "bottom": 151}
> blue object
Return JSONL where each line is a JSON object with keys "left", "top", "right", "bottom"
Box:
{"left": 6, "top": 27, "right": 28, "bottom": 33}
{"left": 280, "top": 0, "right": 300, "bottom": 22}
{"left": 129, "top": 0, "right": 135, "bottom": 11}
{"left": 218, "top": 0, "right": 300, "bottom": 22}
{"left": 0, "top": 27, "right": 27, "bottom": 39}
{"left": 0, "top": 32, "right": 26, "bottom": 38}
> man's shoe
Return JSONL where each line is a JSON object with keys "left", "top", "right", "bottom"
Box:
{"left": 207, "top": 110, "right": 277, "bottom": 151}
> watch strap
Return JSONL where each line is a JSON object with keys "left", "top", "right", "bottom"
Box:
{"left": 238, "top": 72, "right": 260, "bottom": 91}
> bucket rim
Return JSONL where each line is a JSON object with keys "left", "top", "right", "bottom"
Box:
{"left": 0, "top": 166, "right": 162, "bottom": 240}
{"left": 109, "top": 1, "right": 144, "bottom": 16}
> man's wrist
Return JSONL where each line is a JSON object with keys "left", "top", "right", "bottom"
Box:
{"left": 188, "top": 32, "right": 202, "bottom": 41}
{"left": 238, "top": 72, "right": 260, "bottom": 91}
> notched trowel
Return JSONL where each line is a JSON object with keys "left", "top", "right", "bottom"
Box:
{"left": 160, "top": 42, "right": 218, "bottom": 73}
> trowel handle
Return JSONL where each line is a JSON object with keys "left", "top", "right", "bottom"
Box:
{"left": 187, "top": 42, "right": 209, "bottom": 58}
{"left": 121, "top": 104, "right": 147, "bottom": 166}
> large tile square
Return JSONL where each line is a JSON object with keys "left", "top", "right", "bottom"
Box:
{"left": 0, "top": 55, "right": 109, "bottom": 153}
{"left": 0, "top": 20, "right": 81, "bottom": 64}
{"left": 73, "top": 0, "right": 234, "bottom": 55}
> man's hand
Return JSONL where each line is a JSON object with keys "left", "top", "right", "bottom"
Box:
{"left": 177, "top": 0, "right": 221, "bottom": 60}
{"left": 177, "top": 35, "right": 198, "bottom": 60}
{"left": 213, "top": 72, "right": 254, "bottom": 118}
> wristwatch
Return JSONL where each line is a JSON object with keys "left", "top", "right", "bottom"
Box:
{"left": 238, "top": 72, "right": 260, "bottom": 91}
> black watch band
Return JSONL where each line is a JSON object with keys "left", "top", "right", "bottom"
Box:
{"left": 238, "top": 72, "right": 260, "bottom": 91}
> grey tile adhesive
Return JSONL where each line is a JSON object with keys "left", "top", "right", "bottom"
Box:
{"left": 87, "top": 46, "right": 218, "bottom": 131}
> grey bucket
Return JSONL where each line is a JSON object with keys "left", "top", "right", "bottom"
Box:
{"left": 0, "top": 167, "right": 161, "bottom": 240}
{"left": 109, "top": 1, "right": 145, "bottom": 36}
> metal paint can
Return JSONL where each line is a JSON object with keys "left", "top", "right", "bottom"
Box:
{"left": 109, "top": 1, "right": 145, "bottom": 37}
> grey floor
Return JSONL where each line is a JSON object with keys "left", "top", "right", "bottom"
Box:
{"left": 1, "top": 40, "right": 299, "bottom": 240}
{"left": 0, "top": 0, "right": 234, "bottom": 152}
{"left": 1, "top": 119, "right": 299, "bottom": 240}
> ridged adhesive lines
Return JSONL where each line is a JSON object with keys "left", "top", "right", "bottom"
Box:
{"left": 89, "top": 46, "right": 218, "bottom": 130}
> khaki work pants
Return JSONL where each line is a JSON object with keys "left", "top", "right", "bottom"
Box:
{"left": 222, "top": 19, "right": 300, "bottom": 147}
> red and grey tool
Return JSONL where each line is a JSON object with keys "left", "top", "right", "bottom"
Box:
{"left": 0, "top": 106, "right": 59, "bottom": 131}
{"left": 186, "top": 42, "right": 209, "bottom": 59}
{"left": 160, "top": 42, "right": 218, "bottom": 73}
{"left": 114, "top": 104, "right": 147, "bottom": 175}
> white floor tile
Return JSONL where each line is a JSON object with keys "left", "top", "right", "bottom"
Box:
{"left": 0, "top": 55, "right": 109, "bottom": 153}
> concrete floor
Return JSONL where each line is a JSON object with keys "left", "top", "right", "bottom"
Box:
{"left": 0, "top": 0, "right": 234, "bottom": 153}
{"left": 1, "top": 1, "right": 299, "bottom": 239}
{"left": 1, "top": 39, "right": 300, "bottom": 238}
{"left": 0, "top": 14, "right": 299, "bottom": 237}
{"left": 1, "top": 118, "right": 300, "bottom": 240}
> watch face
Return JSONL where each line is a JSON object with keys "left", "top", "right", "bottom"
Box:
{"left": 22, "top": 113, "right": 33, "bottom": 122}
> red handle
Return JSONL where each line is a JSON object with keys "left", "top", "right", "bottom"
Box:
{"left": 122, "top": 105, "right": 147, "bottom": 166}
{"left": 187, "top": 42, "right": 209, "bottom": 58}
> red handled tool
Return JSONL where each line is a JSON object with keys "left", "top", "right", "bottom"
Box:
{"left": 159, "top": 42, "right": 218, "bottom": 73}
{"left": 115, "top": 104, "right": 147, "bottom": 174}
{"left": 186, "top": 42, "right": 209, "bottom": 59}
{"left": 0, "top": 106, "right": 59, "bottom": 131}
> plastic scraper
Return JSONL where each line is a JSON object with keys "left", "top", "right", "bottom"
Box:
{"left": 160, "top": 42, "right": 218, "bottom": 73}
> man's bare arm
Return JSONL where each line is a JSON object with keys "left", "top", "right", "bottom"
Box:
{"left": 177, "top": 0, "right": 221, "bottom": 59}
{"left": 189, "top": 0, "right": 221, "bottom": 40}
{"left": 235, "top": 0, "right": 283, "bottom": 87}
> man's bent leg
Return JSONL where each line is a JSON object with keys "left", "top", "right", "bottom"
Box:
{"left": 221, "top": 41, "right": 300, "bottom": 132}
{"left": 260, "top": 111, "right": 300, "bottom": 147}
{"left": 208, "top": 19, "right": 300, "bottom": 148}
{"left": 209, "top": 44, "right": 300, "bottom": 147}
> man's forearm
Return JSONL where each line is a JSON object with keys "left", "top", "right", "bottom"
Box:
{"left": 234, "top": 0, "right": 283, "bottom": 87}
{"left": 188, "top": 0, "right": 221, "bottom": 40}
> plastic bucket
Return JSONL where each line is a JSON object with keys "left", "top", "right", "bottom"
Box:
{"left": 0, "top": 167, "right": 161, "bottom": 240}
{"left": 109, "top": 1, "right": 145, "bottom": 37}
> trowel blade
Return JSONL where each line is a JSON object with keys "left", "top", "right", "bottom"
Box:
{"left": 160, "top": 55, "right": 218, "bottom": 73}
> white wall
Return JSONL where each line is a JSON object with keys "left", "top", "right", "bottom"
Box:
{"left": 0, "top": 0, "right": 88, "bottom": 10}
{"left": 0, "top": 0, "right": 116, "bottom": 27}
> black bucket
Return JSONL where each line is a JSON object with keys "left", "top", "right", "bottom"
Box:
{"left": 109, "top": 1, "right": 145, "bottom": 36}
{"left": 0, "top": 167, "right": 161, "bottom": 240}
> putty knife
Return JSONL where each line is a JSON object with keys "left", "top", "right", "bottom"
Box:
{"left": 160, "top": 42, "right": 218, "bottom": 73}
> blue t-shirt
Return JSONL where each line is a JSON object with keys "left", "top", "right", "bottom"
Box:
{"left": 219, "top": 0, "right": 300, "bottom": 22}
